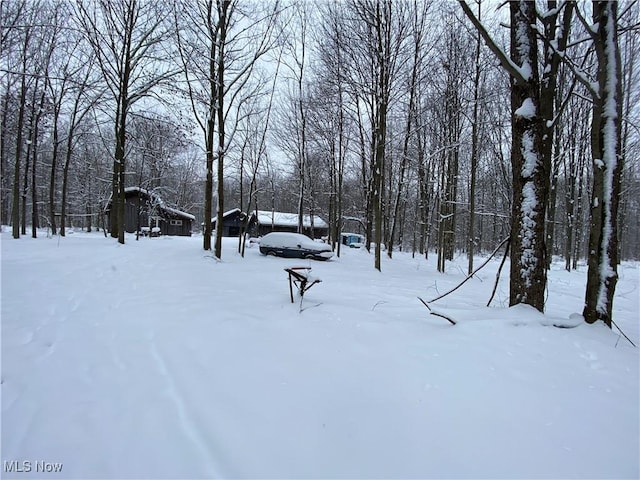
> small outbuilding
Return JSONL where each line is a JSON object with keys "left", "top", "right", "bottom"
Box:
{"left": 105, "top": 187, "right": 194, "bottom": 237}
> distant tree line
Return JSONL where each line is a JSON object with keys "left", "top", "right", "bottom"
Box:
{"left": 1, "top": 0, "right": 638, "bottom": 325}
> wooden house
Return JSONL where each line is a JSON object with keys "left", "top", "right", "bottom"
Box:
{"left": 206, "top": 208, "right": 329, "bottom": 239}
{"left": 105, "top": 187, "right": 194, "bottom": 237}
{"left": 209, "top": 208, "right": 256, "bottom": 237}
{"left": 253, "top": 210, "right": 328, "bottom": 239}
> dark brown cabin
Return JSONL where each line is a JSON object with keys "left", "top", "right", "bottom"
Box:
{"left": 105, "top": 187, "right": 194, "bottom": 237}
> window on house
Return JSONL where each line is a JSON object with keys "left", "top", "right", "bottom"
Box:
{"left": 170, "top": 219, "right": 183, "bottom": 226}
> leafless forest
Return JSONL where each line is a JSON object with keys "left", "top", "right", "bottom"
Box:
{"left": 1, "top": 1, "right": 638, "bottom": 323}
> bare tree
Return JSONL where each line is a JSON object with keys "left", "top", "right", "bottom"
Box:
{"left": 579, "top": 2, "right": 624, "bottom": 326}
{"left": 467, "top": 0, "right": 482, "bottom": 274}
{"left": 460, "top": 1, "right": 568, "bottom": 311}
{"left": 387, "top": 1, "right": 430, "bottom": 259}
{"left": 59, "top": 62, "right": 97, "bottom": 237}
{"left": 75, "top": 0, "right": 174, "bottom": 244}
{"left": 236, "top": 60, "right": 281, "bottom": 257}
{"left": 7, "top": 0, "right": 40, "bottom": 239}
{"left": 539, "top": 1, "right": 574, "bottom": 269}
{"left": 313, "top": 1, "right": 351, "bottom": 255}
{"left": 278, "top": 1, "right": 310, "bottom": 236}
{"left": 561, "top": 92, "right": 590, "bottom": 271}
{"left": 174, "top": 0, "right": 280, "bottom": 257}
{"left": 41, "top": 1, "right": 97, "bottom": 236}
{"left": 341, "top": 0, "right": 406, "bottom": 270}
{"left": 435, "top": 14, "right": 467, "bottom": 273}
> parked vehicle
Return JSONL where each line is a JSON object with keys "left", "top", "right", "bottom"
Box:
{"left": 341, "top": 232, "right": 366, "bottom": 248}
{"left": 259, "top": 232, "right": 334, "bottom": 261}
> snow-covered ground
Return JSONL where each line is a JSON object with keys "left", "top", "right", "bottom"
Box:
{"left": 2, "top": 230, "right": 638, "bottom": 479}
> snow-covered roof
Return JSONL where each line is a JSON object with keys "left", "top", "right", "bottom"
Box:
{"left": 222, "top": 208, "right": 241, "bottom": 217}
{"left": 121, "top": 187, "right": 196, "bottom": 221}
{"left": 210, "top": 208, "right": 242, "bottom": 223}
{"left": 255, "top": 210, "right": 328, "bottom": 229}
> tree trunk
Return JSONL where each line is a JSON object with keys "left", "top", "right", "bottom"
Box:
{"left": 388, "top": 5, "right": 420, "bottom": 259}
{"left": 468, "top": 0, "right": 481, "bottom": 275}
{"left": 49, "top": 101, "right": 60, "bottom": 236}
{"left": 546, "top": 130, "right": 561, "bottom": 267}
{"left": 417, "top": 127, "right": 428, "bottom": 258}
{"left": 540, "top": 1, "right": 573, "bottom": 269}
{"left": 116, "top": 107, "right": 127, "bottom": 244}
{"left": 1, "top": 88, "right": 11, "bottom": 227}
{"left": 11, "top": 27, "right": 31, "bottom": 240}
{"left": 31, "top": 87, "right": 47, "bottom": 238}
{"left": 214, "top": 0, "right": 229, "bottom": 260}
{"left": 372, "top": 0, "right": 391, "bottom": 272}
{"left": 564, "top": 170, "right": 576, "bottom": 272}
{"left": 583, "top": 1, "right": 623, "bottom": 327}
{"left": 508, "top": 1, "right": 548, "bottom": 311}
{"left": 203, "top": 93, "right": 215, "bottom": 250}
{"left": 21, "top": 86, "right": 38, "bottom": 236}
{"left": 459, "top": 0, "right": 556, "bottom": 312}
{"left": 336, "top": 119, "right": 344, "bottom": 257}
{"left": 437, "top": 147, "right": 446, "bottom": 273}
{"left": 572, "top": 163, "right": 586, "bottom": 270}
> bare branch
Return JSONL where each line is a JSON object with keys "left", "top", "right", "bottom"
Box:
{"left": 458, "top": 0, "right": 528, "bottom": 85}
{"left": 427, "top": 236, "right": 510, "bottom": 304}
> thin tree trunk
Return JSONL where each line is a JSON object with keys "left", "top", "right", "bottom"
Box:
{"left": 540, "top": 1, "right": 574, "bottom": 269}
{"left": 373, "top": 1, "right": 390, "bottom": 272}
{"left": 564, "top": 167, "right": 576, "bottom": 272}
{"left": 49, "top": 100, "right": 60, "bottom": 236}
{"left": 336, "top": 87, "right": 345, "bottom": 258}
{"left": 21, "top": 86, "right": 38, "bottom": 236}
{"left": 214, "top": 0, "right": 229, "bottom": 260}
{"left": 356, "top": 99, "right": 373, "bottom": 253}
{"left": 0, "top": 87, "right": 11, "bottom": 227}
{"left": 388, "top": 6, "right": 420, "bottom": 259}
{"left": 31, "top": 87, "right": 47, "bottom": 238}
{"left": 572, "top": 162, "right": 586, "bottom": 270}
{"left": 11, "top": 26, "right": 31, "bottom": 240}
{"left": 468, "top": 0, "right": 481, "bottom": 275}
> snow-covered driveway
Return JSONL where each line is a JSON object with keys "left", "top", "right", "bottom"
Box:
{"left": 2, "top": 232, "right": 638, "bottom": 478}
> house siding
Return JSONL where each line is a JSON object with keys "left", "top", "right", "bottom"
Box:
{"left": 106, "top": 189, "right": 193, "bottom": 236}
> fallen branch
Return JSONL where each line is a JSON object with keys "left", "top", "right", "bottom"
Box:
{"left": 428, "top": 236, "right": 510, "bottom": 304}
{"left": 487, "top": 239, "right": 510, "bottom": 307}
{"left": 418, "top": 297, "right": 456, "bottom": 325}
{"left": 611, "top": 319, "right": 638, "bottom": 348}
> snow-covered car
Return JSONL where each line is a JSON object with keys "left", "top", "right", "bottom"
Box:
{"left": 259, "top": 232, "right": 334, "bottom": 261}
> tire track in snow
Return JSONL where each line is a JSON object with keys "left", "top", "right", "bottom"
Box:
{"left": 147, "top": 332, "right": 225, "bottom": 477}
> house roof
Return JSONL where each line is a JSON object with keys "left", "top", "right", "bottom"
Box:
{"left": 207, "top": 209, "right": 329, "bottom": 229}
{"left": 106, "top": 187, "right": 195, "bottom": 221}
{"left": 255, "top": 210, "right": 328, "bottom": 229}
{"left": 210, "top": 208, "right": 243, "bottom": 223}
